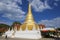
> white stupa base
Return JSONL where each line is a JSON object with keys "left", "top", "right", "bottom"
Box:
{"left": 5, "top": 30, "right": 42, "bottom": 39}
{"left": 13, "top": 30, "right": 41, "bottom": 39}
{"left": 3, "top": 29, "right": 14, "bottom": 37}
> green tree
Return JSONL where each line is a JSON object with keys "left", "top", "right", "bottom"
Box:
{"left": 0, "top": 24, "right": 10, "bottom": 35}
{"left": 11, "top": 21, "right": 21, "bottom": 30}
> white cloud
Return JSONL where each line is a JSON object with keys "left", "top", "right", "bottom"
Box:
{"left": 28, "top": 0, "right": 52, "bottom": 12}
{"left": 0, "top": 20, "right": 11, "bottom": 25}
{"left": 0, "top": 21, "right": 5, "bottom": 24}
{"left": 54, "top": 3, "right": 58, "bottom": 6}
{"left": 55, "top": 0, "right": 59, "bottom": 1}
{"left": 0, "top": 0, "right": 25, "bottom": 21}
{"left": 2, "top": 13, "right": 25, "bottom": 20}
{"left": 38, "top": 17, "right": 60, "bottom": 28}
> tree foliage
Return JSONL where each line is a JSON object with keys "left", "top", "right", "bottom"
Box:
{"left": 0, "top": 24, "right": 10, "bottom": 32}
{"left": 10, "top": 21, "right": 21, "bottom": 30}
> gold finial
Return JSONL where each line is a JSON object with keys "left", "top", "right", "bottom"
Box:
{"left": 28, "top": 4, "right": 31, "bottom": 14}
{"left": 25, "top": 4, "right": 34, "bottom": 22}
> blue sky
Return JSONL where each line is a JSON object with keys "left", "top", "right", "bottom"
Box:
{"left": 0, "top": 0, "right": 60, "bottom": 28}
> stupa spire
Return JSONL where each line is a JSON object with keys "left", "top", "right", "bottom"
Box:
{"left": 21, "top": 4, "right": 39, "bottom": 31}
{"left": 28, "top": 4, "right": 32, "bottom": 14}
{"left": 25, "top": 4, "right": 34, "bottom": 23}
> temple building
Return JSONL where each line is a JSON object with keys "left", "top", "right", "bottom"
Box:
{"left": 39, "top": 24, "right": 45, "bottom": 29}
{"left": 3, "top": 4, "right": 42, "bottom": 39}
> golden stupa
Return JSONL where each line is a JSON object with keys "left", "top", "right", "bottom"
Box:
{"left": 4, "top": 4, "right": 42, "bottom": 39}
{"left": 21, "top": 4, "right": 39, "bottom": 31}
